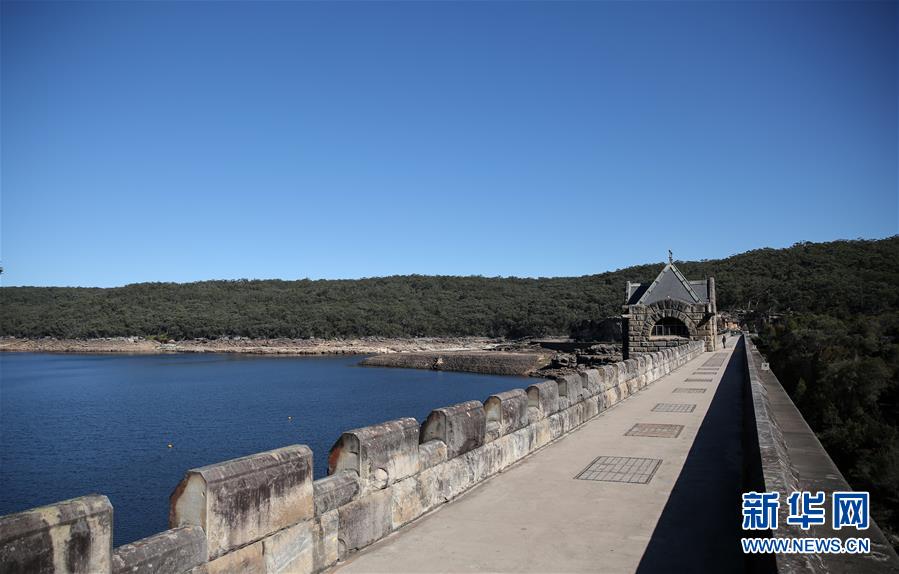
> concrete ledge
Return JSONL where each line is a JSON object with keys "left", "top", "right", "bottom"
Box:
{"left": 0, "top": 494, "right": 112, "bottom": 574}
{"left": 169, "top": 444, "right": 314, "bottom": 560}
{"left": 112, "top": 526, "right": 206, "bottom": 574}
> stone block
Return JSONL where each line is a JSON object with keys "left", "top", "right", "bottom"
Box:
{"left": 337, "top": 488, "right": 392, "bottom": 555}
{"left": 526, "top": 381, "right": 560, "bottom": 422}
{"left": 529, "top": 418, "right": 553, "bottom": 451}
{"left": 390, "top": 476, "right": 424, "bottom": 529}
{"left": 112, "top": 526, "right": 207, "bottom": 574}
{"left": 416, "top": 464, "right": 451, "bottom": 510}
{"left": 443, "top": 455, "right": 477, "bottom": 500}
{"left": 584, "top": 395, "right": 600, "bottom": 419}
{"left": 328, "top": 418, "right": 419, "bottom": 491}
{"left": 312, "top": 510, "right": 338, "bottom": 573}
{"left": 313, "top": 471, "right": 359, "bottom": 516}
{"left": 421, "top": 401, "right": 486, "bottom": 459}
{"left": 418, "top": 440, "right": 448, "bottom": 469}
{"left": 623, "top": 359, "right": 638, "bottom": 381}
{"left": 170, "top": 445, "right": 313, "bottom": 560}
{"left": 204, "top": 540, "right": 263, "bottom": 574}
{"left": 0, "top": 495, "right": 112, "bottom": 574}
{"left": 499, "top": 426, "right": 531, "bottom": 469}
{"left": 262, "top": 520, "right": 313, "bottom": 574}
{"left": 484, "top": 389, "right": 528, "bottom": 442}
{"left": 579, "top": 369, "right": 601, "bottom": 397}
{"left": 555, "top": 375, "right": 581, "bottom": 404}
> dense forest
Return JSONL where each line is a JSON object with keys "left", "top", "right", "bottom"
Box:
{"left": 756, "top": 312, "right": 899, "bottom": 547}
{"left": 2, "top": 236, "right": 899, "bottom": 543}
{"left": 2, "top": 236, "right": 897, "bottom": 340}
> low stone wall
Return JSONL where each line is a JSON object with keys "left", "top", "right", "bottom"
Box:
{"left": 0, "top": 342, "right": 704, "bottom": 574}
{"left": 359, "top": 350, "right": 552, "bottom": 376}
{"left": 743, "top": 336, "right": 899, "bottom": 573}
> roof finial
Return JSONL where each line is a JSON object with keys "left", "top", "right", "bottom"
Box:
{"left": 668, "top": 249, "right": 673, "bottom": 265}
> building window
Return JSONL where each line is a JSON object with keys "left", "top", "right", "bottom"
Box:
{"left": 652, "top": 317, "right": 689, "bottom": 338}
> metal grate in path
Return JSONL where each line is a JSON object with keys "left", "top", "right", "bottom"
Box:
{"left": 625, "top": 423, "right": 684, "bottom": 438}
{"left": 575, "top": 456, "right": 662, "bottom": 484}
{"left": 652, "top": 402, "right": 696, "bottom": 413}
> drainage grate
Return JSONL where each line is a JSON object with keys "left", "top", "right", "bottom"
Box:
{"left": 685, "top": 378, "right": 713, "bottom": 382}
{"left": 674, "top": 387, "right": 706, "bottom": 393}
{"left": 575, "top": 456, "right": 662, "bottom": 484}
{"left": 652, "top": 402, "right": 696, "bottom": 413}
{"left": 625, "top": 423, "right": 684, "bottom": 438}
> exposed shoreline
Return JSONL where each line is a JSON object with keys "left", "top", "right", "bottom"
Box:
{"left": 0, "top": 336, "right": 504, "bottom": 356}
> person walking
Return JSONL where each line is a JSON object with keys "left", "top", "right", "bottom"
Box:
{"left": 721, "top": 334, "right": 727, "bottom": 349}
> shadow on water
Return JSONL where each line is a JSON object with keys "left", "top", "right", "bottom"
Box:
{"left": 636, "top": 340, "right": 765, "bottom": 574}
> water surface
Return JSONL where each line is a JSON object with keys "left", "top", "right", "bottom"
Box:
{"left": 0, "top": 352, "right": 530, "bottom": 545}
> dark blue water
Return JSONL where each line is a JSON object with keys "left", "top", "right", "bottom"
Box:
{"left": 0, "top": 352, "right": 530, "bottom": 546}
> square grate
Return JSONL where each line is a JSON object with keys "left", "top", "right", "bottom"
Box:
{"left": 652, "top": 402, "right": 696, "bottom": 413}
{"left": 685, "top": 378, "right": 713, "bottom": 382}
{"left": 625, "top": 423, "right": 684, "bottom": 438}
{"left": 575, "top": 456, "right": 662, "bottom": 484}
{"left": 674, "top": 387, "right": 706, "bottom": 393}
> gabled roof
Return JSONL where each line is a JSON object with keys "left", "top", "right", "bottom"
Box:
{"left": 626, "top": 263, "right": 709, "bottom": 305}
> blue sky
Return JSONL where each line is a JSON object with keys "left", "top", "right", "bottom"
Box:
{"left": 2, "top": 1, "right": 896, "bottom": 287}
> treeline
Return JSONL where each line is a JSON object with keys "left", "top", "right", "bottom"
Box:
{"left": 756, "top": 312, "right": 899, "bottom": 546}
{"left": 1, "top": 236, "right": 897, "bottom": 340}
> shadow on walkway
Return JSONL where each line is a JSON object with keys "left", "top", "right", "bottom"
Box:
{"left": 636, "top": 344, "right": 749, "bottom": 574}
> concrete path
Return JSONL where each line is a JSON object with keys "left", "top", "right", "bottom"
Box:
{"left": 336, "top": 342, "right": 746, "bottom": 574}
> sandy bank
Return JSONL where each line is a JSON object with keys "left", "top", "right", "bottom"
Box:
{"left": 0, "top": 336, "right": 502, "bottom": 356}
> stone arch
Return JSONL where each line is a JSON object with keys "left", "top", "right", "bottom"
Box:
{"left": 641, "top": 303, "right": 699, "bottom": 340}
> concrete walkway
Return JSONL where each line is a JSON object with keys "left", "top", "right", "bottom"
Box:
{"left": 336, "top": 343, "right": 745, "bottom": 573}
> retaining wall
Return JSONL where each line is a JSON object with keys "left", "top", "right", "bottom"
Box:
{"left": 0, "top": 342, "right": 704, "bottom": 574}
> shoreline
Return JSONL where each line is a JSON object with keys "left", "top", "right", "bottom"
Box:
{"left": 0, "top": 336, "right": 504, "bottom": 356}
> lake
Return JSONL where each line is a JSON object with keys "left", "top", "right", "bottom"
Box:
{"left": 0, "top": 352, "right": 532, "bottom": 546}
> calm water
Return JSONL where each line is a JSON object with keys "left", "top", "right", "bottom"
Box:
{"left": 0, "top": 352, "right": 531, "bottom": 546}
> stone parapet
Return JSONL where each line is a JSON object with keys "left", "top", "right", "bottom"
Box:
{"left": 0, "top": 495, "right": 112, "bottom": 574}
{"left": 0, "top": 341, "right": 706, "bottom": 574}
{"left": 169, "top": 445, "right": 314, "bottom": 560}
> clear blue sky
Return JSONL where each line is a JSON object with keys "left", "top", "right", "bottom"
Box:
{"left": 2, "top": 1, "right": 896, "bottom": 287}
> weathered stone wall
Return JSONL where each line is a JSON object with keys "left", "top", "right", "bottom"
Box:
{"left": 743, "top": 336, "right": 899, "bottom": 573}
{"left": 0, "top": 342, "right": 704, "bottom": 574}
{"left": 623, "top": 298, "right": 718, "bottom": 358}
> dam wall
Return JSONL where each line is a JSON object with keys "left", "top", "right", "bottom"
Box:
{"left": 359, "top": 350, "right": 552, "bottom": 376}
{"left": 742, "top": 336, "right": 899, "bottom": 573}
{"left": 0, "top": 342, "right": 704, "bottom": 574}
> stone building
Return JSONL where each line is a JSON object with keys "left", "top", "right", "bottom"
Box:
{"left": 622, "top": 261, "right": 718, "bottom": 358}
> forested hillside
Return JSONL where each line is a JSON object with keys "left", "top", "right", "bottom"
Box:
{"left": 2, "top": 236, "right": 897, "bottom": 339}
